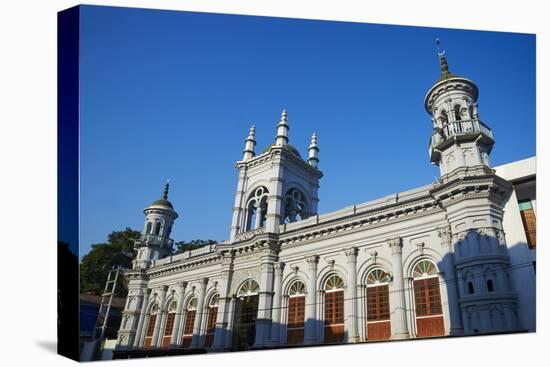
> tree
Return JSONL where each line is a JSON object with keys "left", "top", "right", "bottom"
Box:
{"left": 80, "top": 227, "right": 140, "bottom": 296}
{"left": 174, "top": 239, "right": 216, "bottom": 254}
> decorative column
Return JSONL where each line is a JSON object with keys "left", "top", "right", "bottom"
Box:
{"left": 438, "top": 226, "right": 464, "bottom": 335}
{"left": 170, "top": 281, "right": 188, "bottom": 346}
{"left": 388, "top": 237, "right": 409, "bottom": 339}
{"left": 265, "top": 174, "right": 284, "bottom": 233}
{"left": 254, "top": 245, "right": 277, "bottom": 348}
{"left": 133, "top": 288, "right": 151, "bottom": 348}
{"left": 190, "top": 278, "right": 209, "bottom": 348}
{"left": 304, "top": 254, "right": 319, "bottom": 344}
{"left": 269, "top": 261, "right": 285, "bottom": 346}
{"left": 152, "top": 286, "right": 168, "bottom": 347}
{"left": 212, "top": 251, "right": 235, "bottom": 350}
{"left": 224, "top": 295, "right": 237, "bottom": 349}
{"left": 344, "top": 247, "right": 359, "bottom": 342}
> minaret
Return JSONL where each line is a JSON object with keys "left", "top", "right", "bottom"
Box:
{"left": 243, "top": 125, "right": 256, "bottom": 161}
{"left": 133, "top": 181, "right": 179, "bottom": 270}
{"left": 275, "top": 109, "right": 289, "bottom": 146}
{"left": 425, "top": 39, "right": 494, "bottom": 179}
{"left": 308, "top": 132, "right": 319, "bottom": 168}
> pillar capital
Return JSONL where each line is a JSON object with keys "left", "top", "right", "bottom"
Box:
{"left": 179, "top": 281, "right": 188, "bottom": 289}
{"left": 437, "top": 225, "right": 452, "bottom": 245}
{"left": 387, "top": 237, "right": 403, "bottom": 253}
{"left": 306, "top": 254, "right": 320, "bottom": 268}
{"left": 198, "top": 277, "right": 209, "bottom": 287}
{"left": 344, "top": 246, "right": 358, "bottom": 260}
{"left": 274, "top": 261, "right": 286, "bottom": 274}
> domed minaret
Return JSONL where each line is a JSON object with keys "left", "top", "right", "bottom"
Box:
{"left": 133, "top": 181, "right": 179, "bottom": 270}
{"left": 425, "top": 39, "right": 495, "bottom": 180}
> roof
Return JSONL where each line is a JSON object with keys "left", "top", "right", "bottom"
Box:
{"left": 261, "top": 144, "right": 302, "bottom": 158}
{"left": 149, "top": 198, "right": 174, "bottom": 210}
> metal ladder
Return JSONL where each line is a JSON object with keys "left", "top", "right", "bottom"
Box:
{"left": 93, "top": 266, "right": 121, "bottom": 340}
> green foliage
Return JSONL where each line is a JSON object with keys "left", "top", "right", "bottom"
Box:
{"left": 174, "top": 239, "right": 216, "bottom": 254}
{"left": 80, "top": 227, "right": 140, "bottom": 296}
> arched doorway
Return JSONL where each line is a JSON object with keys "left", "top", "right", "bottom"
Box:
{"left": 182, "top": 297, "right": 198, "bottom": 348}
{"left": 233, "top": 279, "right": 260, "bottom": 350}
{"left": 161, "top": 300, "right": 177, "bottom": 347}
{"left": 143, "top": 303, "right": 158, "bottom": 348}
{"left": 204, "top": 294, "right": 219, "bottom": 348}
{"left": 366, "top": 269, "right": 391, "bottom": 340}
{"left": 323, "top": 274, "right": 345, "bottom": 343}
{"left": 286, "top": 280, "right": 306, "bottom": 344}
{"left": 413, "top": 260, "right": 445, "bottom": 337}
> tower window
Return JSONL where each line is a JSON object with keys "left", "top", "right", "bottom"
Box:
{"left": 154, "top": 222, "right": 161, "bottom": 235}
{"left": 487, "top": 279, "right": 494, "bottom": 292}
{"left": 245, "top": 187, "right": 269, "bottom": 231}
{"left": 146, "top": 222, "right": 152, "bottom": 234}
{"left": 283, "top": 188, "right": 307, "bottom": 223}
{"left": 467, "top": 281, "right": 474, "bottom": 295}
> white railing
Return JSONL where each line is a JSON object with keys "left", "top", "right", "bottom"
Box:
{"left": 134, "top": 234, "right": 174, "bottom": 248}
{"left": 234, "top": 227, "right": 265, "bottom": 241}
{"left": 429, "top": 118, "right": 493, "bottom": 153}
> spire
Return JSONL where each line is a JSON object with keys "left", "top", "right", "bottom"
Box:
{"left": 275, "top": 109, "right": 289, "bottom": 146}
{"left": 162, "top": 180, "right": 170, "bottom": 199}
{"left": 243, "top": 125, "right": 256, "bottom": 161}
{"left": 308, "top": 132, "right": 319, "bottom": 168}
{"left": 436, "top": 38, "right": 452, "bottom": 80}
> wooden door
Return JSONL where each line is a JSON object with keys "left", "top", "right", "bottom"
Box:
{"left": 204, "top": 306, "right": 218, "bottom": 348}
{"left": 287, "top": 296, "right": 305, "bottom": 344}
{"left": 414, "top": 277, "right": 444, "bottom": 337}
{"left": 161, "top": 313, "right": 175, "bottom": 348}
{"left": 520, "top": 206, "right": 536, "bottom": 249}
{"left": 143, "top": 314, "right": 156, "bottom": 348}
{"left": 366, "top": 285, "right": 391, "bottom": 340}
{"left": 182, "top": 310, "right": 196, "bottom": 348}
{"left": 324, "top": 291, "right": 344, "bottom": 343}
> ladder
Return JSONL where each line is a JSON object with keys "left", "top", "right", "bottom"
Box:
{"left": 93, "top": 266, "right": 121, "bottom": 340}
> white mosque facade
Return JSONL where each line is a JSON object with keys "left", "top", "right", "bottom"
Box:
{"left": 114, "top": 51, "right": 536, "bottom": 353}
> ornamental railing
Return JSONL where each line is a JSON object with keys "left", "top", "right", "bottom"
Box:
{"left": 134, "top": 234, "right": 174, "bottom": 249}
{"left": 429, "top": 118, "right": 493, "bottom": 153}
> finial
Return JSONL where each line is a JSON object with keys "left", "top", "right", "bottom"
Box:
{"left": 162, "top": 180, "right": 169, "bottom": 200}
{"left": 308, "top": 132, "right": 319, "bottom": 168}
{"left": 243, "top": 125, "right": 256, "bottom": 160}
{"left": 435, "top": 38, "right": 450, "bottom": 76}
{"left": 275, "top": 108, "right": 289, "bottom": 146}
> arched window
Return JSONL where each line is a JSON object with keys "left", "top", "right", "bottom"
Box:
{"left": 245, "top": 187, "right": 269, "bottom": 231}
{"left": 146, "top": 222, "right": 152, "bottom": 235}
{"left": 366, "top": 269, "right": 391, "bottom": 340}
{"left": 238, "top": 279, "right": 260, "bottom": 297}
{"left": 324, "top": 275, "right": 345, "bottom": 343}
{"left": 287, "top": 280, "right": 306, "bottom": 344}
{"left": 182, "top": 297, "right": 198, "bottom": 348}
{"left": 205, "top": 294, "right": 219, "bottom": 348}
{"left": 154, "top": 222, "right": 161, "bottom": 236}
{"left": 283, "top": 188, "right": 307, "bottom": 223}
{"left": 143, "top": 303, "right": 158, "bottom": 348}
{"left": 487, "top": 279, "right": 495, "bottom": 292}
{"left": 454, "top": 104, "right": 462, "bottom": 121}
{"left": 467, "top": 281, "right": 475, "bottom": 294}
{"left": 412, "top": 260, "right": 444, "bottom": 337}
{"left": 161, "top": 301, "right": 177, "bottom": 348}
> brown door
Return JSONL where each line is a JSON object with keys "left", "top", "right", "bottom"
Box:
{"left": 161, "top": 312, "right": 175, "bottom": 348}
{"left": 324, "top": 290, "right": 344, "bottom": 343}
{"left": 204, "top": 306, "right": 218, "bottom": 348}
{"left": 182, "top": 310, "right": 196, "bottom": 348}
{"left": 414, "top": 277, "right": 444, "bottom": 337}
{"left": 233, "top": 295, "right": 259, "bottom": 350}
{"left": 143, "top": 314, "right": 156, "bottom": 348}
{"left": 366, "top": 285, "right": 391, "bottom": 340}
{"left": 287, "top": 296, "right": 305, "bottom": 344}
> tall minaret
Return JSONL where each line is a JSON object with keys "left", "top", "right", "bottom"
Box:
{"left": 243, "top": 125, "right": 256, "bottom": 161}
{"left": 308, "top": 132, "right": 319, "bottom": 168}
{"left": 133, "top": 182, "right": 179, "bottom": 270}
{"left": 425, "top": 39, "right": 494, "bottom": 179}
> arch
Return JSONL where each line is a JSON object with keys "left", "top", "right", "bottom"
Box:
{"left": 322, "top": 273, "right": 345, "bottom": 343}
{"left": 161, "top": 299, "right": 177, "bottom": 348}
{"left": 286, "top": 279, "right": 306, "bottom": 345}
{"left": 282, "top": 187, "right": 309, "bottom": 223}
{"left": 154, "top": 222, "right": 161, "bottom": 235}
{"left": 411, "top": 259, "right": 445, "bottom": 337}
{"left": 316, "top": 264, "right": 348, "bottom": 291}
{"left": 204, "top": 293, "right": 219, "bottom": 348}
{"left": 245, "top": 186, "right": 269, "bottom": 231}
{"left": 146, "top": 222, "right": 153, "bottom": 234}
{"left": 237, "top": 278, "right": 260, "bottom": 297}
{"left": 358, "top": 257, "right": 393, "bottom": 286}
{"left": 143, "top": 302, "right": 159, "bottom": 348}
{"left": 182, "top": 296, "right": 198, "bottom": 348}
{"left": 365, "top": 267, "right": 391, "bottom": 340}
{"left": 282, "top": 271, "right": 309, "bottom": 296}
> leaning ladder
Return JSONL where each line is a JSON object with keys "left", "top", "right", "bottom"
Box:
{"left": 93, "top": 266, "right": 121, "bottom": 340}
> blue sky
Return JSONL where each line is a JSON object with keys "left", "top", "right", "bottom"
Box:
{"left": 79, "top": 5, "right": 535, "bottom": 258}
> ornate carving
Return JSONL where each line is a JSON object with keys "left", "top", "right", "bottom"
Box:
{"left": 305, "top": 254, "right": 320, "bottom": 268}
{"left": 369, "top": 250, "right": 378, "bottom": 264}
{"left": 437, "top": 225, "right": 452, "bottom": 245}
{"left": 387, "top": 237, "right": 402, "bottom": 254}
{"left": 415, "top": 242, "right": 426, "bottom": 255}
{"left": 235, "top": 227, "right": 265, "bottom": 241}
{"left": 344, "top": 247, "right": 358, "bottom": 259}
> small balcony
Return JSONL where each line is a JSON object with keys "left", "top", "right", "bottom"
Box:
{"left": 134, "top": 234, "right": 174, "bottom": 249}
{"left": 429, "top": 119, "right": 494, "bottom": 162}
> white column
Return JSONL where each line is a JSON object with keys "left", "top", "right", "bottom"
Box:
{"left": 254, "top": 247, "right": 277, "bottom": 348}
{"left": 170, "top": 281, "right": 187, "bottom": 346}
{"left": 438, "top": 226, "right": 463, "bottom": 335}
{"left": 152, "top": 286, "right": 168, "bottom": 347}
{"left": 344, "top": 247, "right": 359, "bottom": 342}
{"left": 304, "top": 255, "right": 319, "bottom": 344}
{"left": 388, "top": 237, "right": 409, "bottom": 339}
{"left": 224, "top": 295, "right": 237, "bottom": 349}
{"left": 133, "top": 288, "right": 151, "bottom": 348}
{"left": 265, "top": 170, "right": 284, "bottom": 234}
{"left": 190, "top": 278, "right": 209, "bottom": 348}
{"left": 269, "top": 262, "right": 285, "bottom": 346}
{"left": 213, "top": 251, "right": 235, "bottom": 350}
